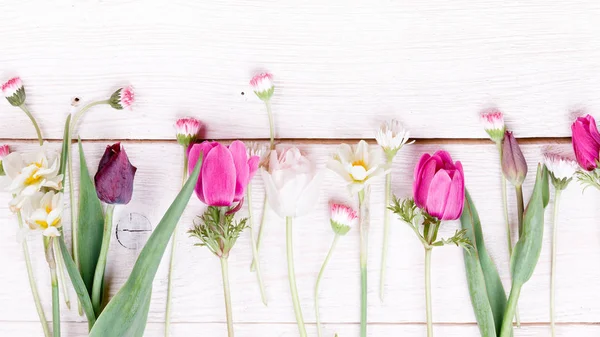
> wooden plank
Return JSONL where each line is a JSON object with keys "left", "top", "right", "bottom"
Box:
{"left": 0, "top": 1, "right": 599, "bottom": 139}
{"left": 0, "top": 141, "right": 597, "bottom": 328}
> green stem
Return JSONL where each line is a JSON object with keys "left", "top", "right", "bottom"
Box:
{"left": 17, "top": 212, "right": 50, "bottom": 337}
{"left": 250, "top": 194, "right": 269, "bottom": 271}
{"left": 91, "top": 204, "right": 115, "bottom": 315}
{"left": 265, "top": 100, "right": 275, "bottom": 149}
{"left": 246, "top": 185, "right": 268, "bottom": 305}
{"left": 286, "top": 217, "right": 307, "bottom": 337}
{"left": 165, "top": 149, "right": 189, "bottom": 336}
{"left": 18, "top": 104, "right": 43, "bottom": 145}
{"left": 315, "top": 235, "right": 340, "bottom": 337}
{"left": 54, "top": 240, "right": 71, "bottom": 310}
{"left": 550, "top": 188, "right": 562, "bottom": 337}
{"left": 358, "top": 189, "right": 368, "bottom": 337}
{"left": 220, "top": 257, "right": 234, "bottom": 337}
{"left": 425, "top": 248, "right": 433, "bottom": 337}
{"left": 379, "top": 169, "right": 392, "bottom": 302}
{"left": 500, "top": 283, "right": 523, "bottom": 337}
{"left": 45, "top": 238, "right": 60, "bottom": 337}
{"left": 67, "top": 99, "right": 109, "bottom": 316}
{"left": 515, "top": 185, "right": 525, "bottom": 238}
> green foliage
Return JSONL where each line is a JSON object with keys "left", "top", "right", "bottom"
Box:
{"left": 188, "top": 206, "right": 248, "bottom": 258}
{"left": 58, "top": 114, "right": 71, "bottom": 183}
{"left": 576, "top": 169, "right": 600, "bottom": 191}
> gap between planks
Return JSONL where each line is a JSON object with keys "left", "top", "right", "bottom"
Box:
{"left": 0, "top": 321, "right": 598, "bottom": 326}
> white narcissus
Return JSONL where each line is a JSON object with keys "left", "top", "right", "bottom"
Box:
{"left": 327, "top": 140, "right": 385, "bottom": 194}
{"left": 3, "top": 145, "right": 63, "bottom": 211}
{"left": 24, "top": 191, "right": 64, "bottom": 237}
{"left": 261, "top": 147, "right": 320, "bottom": 217}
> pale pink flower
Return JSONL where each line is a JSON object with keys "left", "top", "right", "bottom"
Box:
{"left": 174, "top": 117, "right": 202, "bottom": 146}
{"left": 0, "top": 145, "right": 10, "bottom": 159}
{"left": 2, "top": 77, "right": 25, "bottom": 106}
{"left": 543, "top": 148, "right": 579, "bottom": 189}
{"left": 109, "top": 86, "right": 135, "bottom": 110}
{"left": 330, "top": 203, "right": 357, "bottom": 235}
{"left": 250, "top": 73, "right": 274, "bottom": 101}
{"left": 481, "top": 109, "right": 505, "bottom": 143}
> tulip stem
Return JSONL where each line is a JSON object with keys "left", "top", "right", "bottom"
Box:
{"left": 550, "top": 188, "right": 562, "bottom": 337}
{"left": 250, "top": 194, "right": 269, "bottom": 271}
{"left": 286, "top": 217, "right": 307, "bottom": 337}
{"left": 265, "top": 100, "right": 275, "bottom": 149}
{"left": 358, "top": 189, "right": 368, "bottom": 337}
{"left": 379, "top": 168, "right": 392, "bottom": 302}
{"left": 18, "top": 104, "right": 43, "bottom": 146}
{"left": 315, "top": 234, "right": 340, "bottom": 337}
{"left": 500, "top": 283, "right": 522, "bottom": 337}
{"left": 44, "top": 238, "right": 61, "bottom": 337}
{"left": 246, "top": 185, "right": 268, "bottom": 306}
{"left": 515, "top": 185, "right": 525, "bottom": 238}
{"left": 92, "top": 204, "right": 115, "bottom": 315}
{"left": 425, "top": 247, "right": 433, "bottom": 337}
{"left": 165, "top": 149, "right": 189, "bottom": 336}
{"left": 220, "top": 257, "right": 235, "bottom": 337}
{"left": 67, "top": 99, "right": 109, "bottom": 316}
{"left": 54, "top": 239, "right": 72, "bottom": 310}
{"left": 16, "top": 211, "right": 51, "bottom": 337}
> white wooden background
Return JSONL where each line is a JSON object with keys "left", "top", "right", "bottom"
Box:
{"left": 1, "top": 0, "right": 599, "bottom": 336}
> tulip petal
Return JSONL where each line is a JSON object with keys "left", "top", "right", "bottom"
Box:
{"left": 229, "top": 140, "right": 251, "bottom": 202}
{"left": 201, "top": 144, "right": 236, "bottom": 206}
{"left": 425, "top": 170, "right": 452, "bottom": 219}
{"left": 188, "top": 142, "right": 218, "bottom": 203}
{"left": 261, "top": 169, "right": 284, "bottom": 217}
{"left": 95, "top": 145, "right": 137, "bottom": 204}
{"left": 413, "top": 153, "right": 431, "bottom": 180}
{"left": 441, "top": 161, "right": 465, "bottom": 220}
{"left": 413, "top": 155, "right": 436, "bottom": 208}
{"left": 294, "top": 172, "right": 322, "bottom": 217}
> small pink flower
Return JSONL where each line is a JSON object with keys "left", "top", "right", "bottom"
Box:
{"left": 480, "top": 109, "right": 505, "bottom": 143}
{"left": 2, "top": 77, "right": 26, "bottom": 106}
{"left": 250, "top": 73, "right": 274, "bottom": 101}
{"left": 109, "top": 86, "right": 135, "bottom": 110}
{"left": 174, "top": 117, "right": 202, "bottom": 147}
{"left": 330, "top": 203, "right": 357, "bottom": 235}
{"left": 0, "top": 145, "right": 10, "bottom": 159}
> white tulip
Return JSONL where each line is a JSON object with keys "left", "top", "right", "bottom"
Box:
{"left": 261, "top": 148, "right": 320, "bottom": 218}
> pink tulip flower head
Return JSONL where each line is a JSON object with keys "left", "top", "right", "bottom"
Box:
{"left": 188, "top": 140, "right": 259, "bottom": 207}
{"left": 571, "top": 114, "right": 600, "bottom": 171}
{"left": 2, "top": 77, "right": 25, "bottom": 106}
{"left": 174, "top": 117, "right": 203, "bottom": 147}
{"left": 109, "top": 86, "right": 135, "bottom": 110}
{"left": 413, "top": 150, "right": 465, "bottom": 221}
{"left": 250, "top": 73, "right": 274, "bottom": 101}
{"left": 0, "top": 145, "right": 10, "bottom": 176}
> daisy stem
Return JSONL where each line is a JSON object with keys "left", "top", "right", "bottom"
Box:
{"left": 550, "top": 188, "right": 562, "bottom": 337}
{"left": 315, "top": 234, "right": 340, "bottom": 337}
{"left": 379, "top": 168, "right": 392, "bottom": 302}
{"left": 286, "top": 216, "right": 307, "bottom": 337}
{"left": 18, "top": 104, "right": 43, "bottom": 146}
{"left": 265, "top": 100, "right": 275, "bottom": 150}
{"left": 425, "top": 247, "right": 433, "bottom": 337}
{"left": 165, "top": 149, "right": 189, "bottom": 336}
{"left": 246, "top": 185, "right": 268, "bottom": 306}
{"left": 91, "top": 204, "right": 115, "bottom": 315}
{"left": 250, "top": 194, "right": 268, "bottom": 272}
{"left": 358, "top": 189, "right": 368, "bottom": 337}
{"left": 220, "top": 257, "right": 234, "bottom": 337}
{"left": 17, "top": 211, "right": 51, "bottom": 337}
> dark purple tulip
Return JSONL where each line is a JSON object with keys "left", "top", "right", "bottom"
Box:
{"left": 501, "top": 131, "right": 528, "bottom": 187}
{"left": 94, "top": 143, "right": 137, "bottom": 204}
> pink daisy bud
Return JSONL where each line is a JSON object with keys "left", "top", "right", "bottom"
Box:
{"left": 481, "top": 109, "right": 505, "bottom": 144}
{"left": 174, "top": 117, "right": 203, "bottom": 147}
{"left": 543, "top": 149, "right": 579, "bottom": 190}
{"left": 2, "top": 77, "right": 26, "bottom": 106}
{"left": 250, "top": 73, "right": 274, "bottom": 101}
{"left": 0, "top": 144, "right": 10, "bottom": 176}
{"left": 109, "top": 86, "right": 135, "bottom": 110}
{"left": 329, "top": 203, "right": 358, "bottom": 235}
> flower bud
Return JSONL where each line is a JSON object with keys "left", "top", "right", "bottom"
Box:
{"left": 375, "top": 119, "right": 412, "bottom": 159}
{"left": 543, "top": 149, "right": 579, "bottom": 190}
{"left": 501, "top": 131, "right": 527, "bottom": 186}
{"left": 480, "top": 109, "right": 505, "bottom": 144}
{"left": 174, "top": 117, "right": 202, "bottom": 147}
{"left": 0, "top": 144, "right": 10, "bottom": 176}
{"left": 571, "top": 114, "right": 600, "bottom": 171}
{"left": 2, "top": 77, "right": 26, "bottom": 106}
{"left": 329, "top": 203, "right": 357, "bottom": 235}
{"left": 250, "top": 73, "right": 274, "bottom": 101}
{"left": 94, "top": 143, "right": 137, "bottom": 204}
{"left": 109, "top": 86, "right": 135, "bottom": 110}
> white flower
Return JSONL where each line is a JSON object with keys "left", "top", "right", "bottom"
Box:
{"left": 543, "top": 150, "right": 579, "bottom": 181}
{"left": 327, "top": 140, "right": 385, "bottom": 194}
{"left": 261, "top": 148, "right": 320, "bottom": 217}
{"left": 250, "top": 73, "right": 274, "bottom": 101}
{"left": 23, "top": 191, "right": 64, "bottom": 237}
{"left": 330, "top": 203, "right": 357, "bottom": 235}
{"left": 246, "top": 142, "right": 269, "bottom": 168}
{"left": 375, "top": 120, "right": 412, "bottom": 157}
{"left": 174, "top": 117, "right": 202, "bottom": 146}
{"left": 3, "top": 145, "right": 63, "bottom": 211}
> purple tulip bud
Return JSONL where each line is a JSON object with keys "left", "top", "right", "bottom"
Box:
{"left": 571, "top": 114, "right": 600, "bottom": 171}
{"left": 94, "top": 143, "right": 137, "bottom": 204}
{"left": 501, "top": 131, "right": 527, "bottom": 186}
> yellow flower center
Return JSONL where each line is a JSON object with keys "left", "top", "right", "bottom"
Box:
{"left": 350, "top": 160, "right": 369, "bottom": 181}
{"left": 24, "top": 162, "right": 43, "bottom": 185}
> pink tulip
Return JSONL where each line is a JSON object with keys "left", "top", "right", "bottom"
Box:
{"left": 188, "top": 140, "right": 259, "bottom": 207}
{"left": 413, "top": 150, "right": 465, "bottom": 221}
{"left": 571, "top": 114, "right": 600, "bottom": 171}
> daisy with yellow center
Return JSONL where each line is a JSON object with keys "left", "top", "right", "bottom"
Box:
{"left": 24, "top": 191, "right": 64, "bottom": 237}
{"left": 327, "top": 140, "right": 384, "bottom": 194}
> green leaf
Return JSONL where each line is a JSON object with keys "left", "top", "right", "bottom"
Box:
{"left": 77, "top": 139, "right": 105, "bottom": 299}
{"left": 88, "top": 155, "right": 202, "bottom": 337}
{"left": 461, "top": 190, "right": 509, "bottom": 337}
{"left": 58, "top": 237, "right": 96, "bottom": 330}
{"left": 59, "top": 115, "right": 71, "bottom": 186}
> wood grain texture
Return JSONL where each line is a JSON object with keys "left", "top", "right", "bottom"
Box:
{"left": 1, "top": 0, "right": 600, "bottom": 139}
{"left": 0, "top": 141, "right": 598, "bottom": 337}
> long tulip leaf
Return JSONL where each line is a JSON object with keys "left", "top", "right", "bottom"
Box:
{"left": 88, "top": 155, "right": 202, "bottom": 337}
{"left": 461, "top": 190, "right": 508, "bottom": 337}
{"left": 77, "top": 140, "right": 105, "bottom": 298}
{"left": 58, "top": 237, "right": 96, "bottom": 329}
{"left": 59, "top": 115, "right": 71, "bottom": 182}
